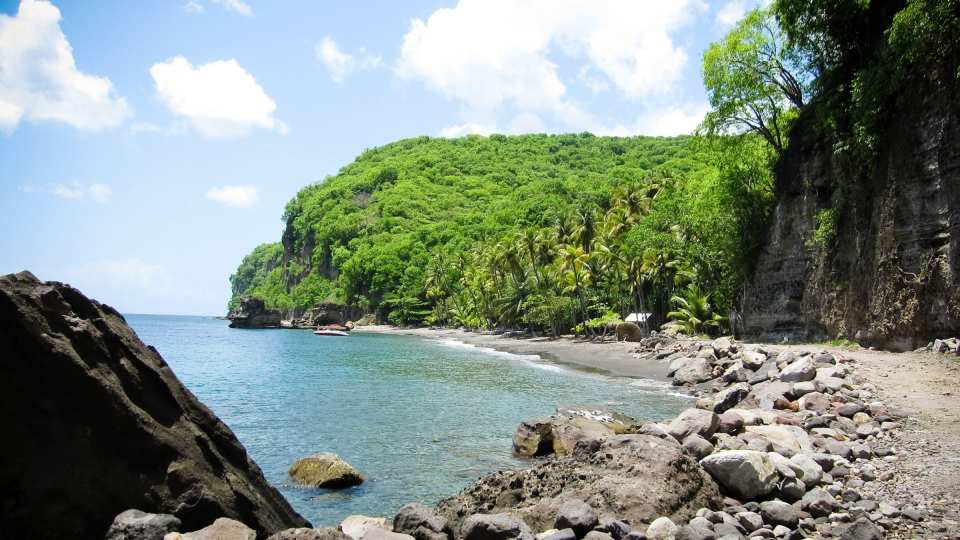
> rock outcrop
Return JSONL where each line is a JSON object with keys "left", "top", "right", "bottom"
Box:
{"left": 743, "top": 84, "right": 960, "bottom": 350}
{"left": 228, "top": 296, "right": 283, "bottom": 328}
{"left": 0, "top": 272, "right": 309, "bottom": 538}
{"left": 512, "top": 407, "right": 639, "bottom": 458}
{"left": 289, "top": 453, "right": 364, "bottom": 488}
{"left": 438, "top": 434, "right": 721, "bottom": 533}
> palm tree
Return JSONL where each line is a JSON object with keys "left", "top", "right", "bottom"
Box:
{"left": 667, "top": 284, "right": 726, "bottom": 335}
{"left": 558, "top": 244, "right": 592, "bottom": 329}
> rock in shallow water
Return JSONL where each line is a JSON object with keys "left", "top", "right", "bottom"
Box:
{"left": 290, "top": 453, "right": 364, "bottom": 488}
{"left": 0, "top": 271, "right": 309, "bottom": 538}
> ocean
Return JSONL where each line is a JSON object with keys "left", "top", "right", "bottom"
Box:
{"left": 127, "top": 314, "right": 691, "bottom": 527}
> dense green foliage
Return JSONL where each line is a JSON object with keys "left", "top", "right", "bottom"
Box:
{"left": 231, "top": 134, "right": 774, "bottom": 333}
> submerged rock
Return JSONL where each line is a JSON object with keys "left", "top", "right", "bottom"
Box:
{"left": 290, "top": 453, "right": 365, "bottom": 488}
{"left": 0, "top": 272, "right": 309, "bottom": 538}
{"left": 439, "top": 434, "right": 720, "bottom": 533}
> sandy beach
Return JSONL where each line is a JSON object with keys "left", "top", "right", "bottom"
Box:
{"left": 354, "top": 325, "right": 673, "bottom": 380}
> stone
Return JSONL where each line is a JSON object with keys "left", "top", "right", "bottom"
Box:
{"left": 758, "top": 501, "right": 798, "bottom": 528}
{"left": 788, "top": 454, "right": 823, "bottom": 485}
{"left": 600, "top": 519, "right": 631, "bottom": 540}
{"left": 718, "top": 411, "right": 745, "bottom": 434}
{"left": 901, "top": 507, "right": 923, "bottom": 521}
{"left": 0, "top": 272, "right": 309, "bottom": 538}
{"left": 554, "top": 500, "right": 598, "bottom": 538}
{"left": 700, "top": 451, "right": 778, "bottom": 499}
{"left": 823, "top": 440, "right": 853, "bottom": 460}
{"left": 777, "top": 477, "right": 806, "bottom": 501}
{"left": 615, "top": 322, "right": 645, "bottom": 342}
{"left": 748, "top": 382, "right": 793, "bottom": 410}
{"left": 740, "top": 351, "right": 766, "bottom": 370}
{"left": 798, "top": 392, "right": 831, "bottom": 413}
{"left": 683, "top": 435, "right": 715, "bottom": 460}
{"left": 290, "top": 453, "right": 364, "bottom": 488}
{"left": 779, "top": 357, "right": 816, "bottom": 383}
{"left": 106, "top": 509, "right": 182, "bottom": 540}
{"left": 645, "top": 517, "right": 678, "bottom": 540}
{"left": 722, "top": 363, "right": 751, "bottom": 384}
{"left": 513, "top": 418, "right": 557, "bottom": 457}
{"left": 543, "top": 530, "right": 577, "bottom": 540}
{"left": 461, "top": 514, "right": 533, "bottom": 540}
{"left": 713, "top": 337, "right": 734, "bottom": 356}
{"left": 669, "top": 409, "right": 721, "bottom": 441}
{"left": 674, "top": 358, "right": 715, "bottom": 386}
{"left": 839, "top": 518, "right": 882, "bottom": 540}
{"left": 166, "top": 518, "right": 256, "bottom": 540}
{"left": 438, "top": 435, "right": 721, "bottom": 533}
{"left": 791, "top": 380, "right": 822, "bottom": 397}
{"left": 712, "top": 384, "right": 751, "bottom": 414}
{"left": 735, "top": 512, "right": 763, "bottom": 532}
{"left": 675, "top": 525, "right": 715, "bottom": 540}
{"left": 744, "top": 426, "right": 813, "bottom": 453}
{"left": 801, "top": 488, "right": 836, "bottom": 517}
{"left": 837, "top": 403, "right": 865, "bottom": 418}
{"left": 268, "top": 529, "right": 349, "bottom": 540}
{"left": 394, "top": 503, "right": 453, "bottom": 540}
{"left": 360, "top": 530, "right": 415, "bottom": 540}
{"left": 583, "top": 532, "right": 614, "bottom": 540}
{"left": 340, "top": 516, "right": 389, "bottom": 540}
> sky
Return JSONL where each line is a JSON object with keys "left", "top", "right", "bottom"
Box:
{"left": 0, "top": 0, "right": 759, "bottom": 315}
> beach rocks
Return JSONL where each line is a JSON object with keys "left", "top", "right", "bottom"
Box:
{"left": 106, "top": 509, "right": 181, "bottom": 540}
{"left": 554, "top": 500, "right": 598, "bottom": 538}
{"left": 644, "top": 517, "right": 679, "bottom": 540}
{"left": 779, "top": 356, "right": 817, "bottom": 383}
{"left": 290, "top": 453, "right": 364, "bottom": 488}
{"left": 0, "top": 272, "right": 308, "bottom": 538}
{"left": 461, "top": 514, "right": 534, "bottom": 540}
{"left": 340, "top": 516, "right": 389, "bottom": 540}
{"left": 513, "top": 408, "right": 638, "bottom": 458}
{"left": 744, "top": 425, "right": 813, "bottom": 453}
{"left": 710, "top": 383, "right": 751, "bottom": 414}
{"left": 166, "top": 517, "right": 256, "bottom": 540}
{"left": 673, "top": 358, "right": 714, "bottom": 385}
{"left": 668, "top": 408, "right": 720, "bottom": 441}
{"left": 268, "top": 529, "right": 350, "bottom": 540}
{"left": 394, "top": 503, "right": 453, "bottom": 540}
{"left": 438, "top": 434, "right": 720, "bottom": 533}
{"left": 699, "top": 451, "right": 779, "bottom": 499}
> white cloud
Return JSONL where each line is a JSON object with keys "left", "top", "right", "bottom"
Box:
{"left": 596, "top": 103, "right": 710, "bottom": 137}
{"left": 398, "top": 0, "right": 700, "bottom": 112}
{"left": 150, "top": 56, "right": 285, "bottom": 138}
{"left": 715, "top": 0, "right": 748, "bottom": 27}
{"left": 183, "top": 1, "right": 205, "bottom": 14}
{"left": 316, "top": 36, "right": 382, "bottom": 83}
{"left": 206, "top": 185, "right": 258, "bottom": 208}
{"left": 211, "top": 0, "right": 252, "bottom": 17}
{"left": 439, "top": 122, "right": 496, "bottom": 138}
{"left": 0, "top": 0, "right": 130, "bottom": 133}
{"left": 20, "top": 181, "right": 113, "bottom": 203}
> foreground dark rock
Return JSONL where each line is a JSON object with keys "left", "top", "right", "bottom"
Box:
{"left": 438, "top": 434, "right": 721, "bottom": 533}
{"left": 0, "top": 272, "right": 309, "bottom": 538}
{"left": 228, "top": 296, "right": 282, "bottom": 328}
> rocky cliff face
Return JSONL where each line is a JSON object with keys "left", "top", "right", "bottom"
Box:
{"left": 229, "top": 297, "right": 283, "bottom": 328}
{"left": 0, "top": 272, "right": 309, "bottom": 538}
{"left": 744, "top": 91, "right": 960, "bottom": 350}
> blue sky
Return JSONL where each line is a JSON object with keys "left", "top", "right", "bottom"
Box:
{"left": 0, "top": 0, "right": 757, "bottom": 315}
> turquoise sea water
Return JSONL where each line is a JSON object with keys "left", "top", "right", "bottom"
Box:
{"left": 127, "top": 314, "right": 691, "bottom": 527}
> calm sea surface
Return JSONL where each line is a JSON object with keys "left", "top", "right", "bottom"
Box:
{"left": 127, "top": 314, "right": 691, "bottom": 527}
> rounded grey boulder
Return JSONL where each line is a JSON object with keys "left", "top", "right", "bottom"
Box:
{"left": 393, "top": 503, "right": 453, "bottom": 540}
{"left": 554, "top": 500, "right": 598, "bottom": 538}
{"left": 461, "top": 514, "right": 533, "bottom": 540}
{"left": 699, "top": 451, "right": 779, "bottom": 499}
{"left": 106, "top": 509, "right": 181, "bottom": 540}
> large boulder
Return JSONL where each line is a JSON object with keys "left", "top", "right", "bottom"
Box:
{"left": 779, "top": 356, "right": 816, "bottom": 383}
{"left": 227, "top": 297, "right": 282, "bottom": 328}
{"left": 672, "top": 358, "right": 714, "bottom": 386}
{"left": 106, "top": 509, "right": 181, "bottom": 540}
{"left": 512, "top": 408, "right": 638, "bottom": 458}
{"left": 699, "top": 451, "right": 779, "bottom": 500}
{"left": 668, "top": 408, "right": 720, "bottom": 441}
{"left": 554, "top": 499, "right": 598, "bottom": 538}
{"left": 166, "top": 517, "right": 256, "bottom": 540}
{"left": 461, "top": 514, "right": 534, "bottom": 540}
{"left": 290, "top": 453, "right": 364, "bottom": 488}
{"left": 339, "top": 516, "right": 389, "bottom": 540}
{"left": 0, "top": 272, "right": 309, "bottom": 539}
{"left": 394, "top": 503, "right": 453, "bottom": 540}
{"left": 615, "top": 322, "right": 644, "bottom": 342}
{"left": 439, "top": 435, "right": 720, "bottom": 533}
{"left": 744, "top": 425, "right": 814, "bottom": 453}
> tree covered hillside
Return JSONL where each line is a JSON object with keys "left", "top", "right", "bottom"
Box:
{"left": 230, "top": 132, "right": 773, "bottom": 332}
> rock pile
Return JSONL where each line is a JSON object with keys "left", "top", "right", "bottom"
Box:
{"left": 919, "top": 337, "right": 959, "bottom": 355}
{"left": 460, "top": 337, "right": 925, "bottom": 539}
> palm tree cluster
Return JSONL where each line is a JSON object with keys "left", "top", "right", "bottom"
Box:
{"left": 420, "top": 179, "right": 726, "bottom": 337}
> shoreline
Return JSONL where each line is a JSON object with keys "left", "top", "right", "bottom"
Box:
{"left": 353, "top": 325, "right": 674, "bottom": 381}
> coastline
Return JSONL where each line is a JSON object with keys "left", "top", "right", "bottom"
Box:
{"left": 353, "top": 325, "right": 673, "bottom": 380}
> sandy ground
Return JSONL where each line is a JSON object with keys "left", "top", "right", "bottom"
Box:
{"left": 358, "top": 326, "right": 960, "bottom": 536}
{"left": 355, "top": 325, "right": 671, "bottom": 380}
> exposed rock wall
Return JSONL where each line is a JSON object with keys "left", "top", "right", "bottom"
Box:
{"left": 0, "top": 272, "right": 309, "bottom": 538}
{"left": 744, "top": 89, "right": 960, "bottom": 350}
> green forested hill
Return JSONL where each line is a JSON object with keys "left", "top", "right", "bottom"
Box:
{"left": 230, "top": 132, "right": 773, "bottom": 332}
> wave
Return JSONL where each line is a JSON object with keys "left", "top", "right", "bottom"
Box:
{"left": 629, "top": 378, "right": 696, "bottom": 399}
{"left": 431, "top": 338, "right": 567, "bottom": 374}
